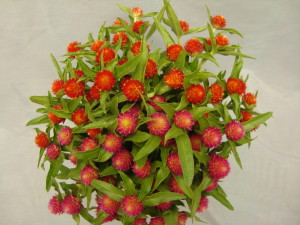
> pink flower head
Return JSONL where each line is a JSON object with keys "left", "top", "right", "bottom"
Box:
{"left": 155, "top": 200, "right": 173, "bottom": 211}
{"left": 201, "top": 127, "right": 222, "bottom": 148}
{"left": 173, "top": 110, "right": 195, "bottom": 130}
{"left": 81, "top": 137, "right": 98, "bottom": 151}
{"left": 132, "top": 160, "right": 151, "bottom": 179}
{"left": 225, "top": 120, "right": 245, "bottom": 141}
{"left": 102, "top": 133, "right": 123, "bottom": 153}
{"left": 208, "top": 154, "right": 230, "bottom": 179}
{"left": 80, "top": 165, "right": 99, "bottom": 186}
{"left": 117, "top": 112, "right": 138, "bottom": 136}
{"left": 149, "top": 95, "right": 167, "bottom": 112}
{"left": 46, "top": 143, "right": 60, "bottom": 159}
{"left": 61, "top": 195, "right": 82, "bottom": 215}
{"left": 150, "top": 217, "right": 165, "bottom": 225}
{"left": 147, "top": 113, "right": 171, "bottom": 136}
{"left": 167, "top": 152, "right": 183, "bottom": 175}
{"left": 133, "top": 218, "right": 147, "bottom": 225}
{"left": 57, "top": 127, "right": 73, "bottom": 146}
{"left": 197, "top": 196, "right": 208, "bottom": 212}
{"left": 169, "top": 176, "right": 184, "bottom": 194}
{"left": 48, "top": 196, "right": 63, "bottom": 215}
{"left": 97, "top": 194, "right": 120, "bottom": 214}
{"left": 189, "top": 133, "right": 202, "bottom": 151}
{"left": 112, "top": 149, "right": 133, "bottom": 171}
{"left": 121, "top": 195, "right": 143, "bottom": 217}
{"left": 205, "top": 178, "right": 218, "bottom": 192}
{"left": 178, "top": 212, "right": 188, "bottom": 225}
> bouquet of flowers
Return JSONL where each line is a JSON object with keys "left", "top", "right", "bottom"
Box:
{"left": 27, "top": 0, "right": 272, "bottom": 224}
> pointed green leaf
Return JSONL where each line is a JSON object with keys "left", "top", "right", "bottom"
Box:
{"left": 134, "top": 135, "right": 161, "bottom": 161}
{"left": 73, "top": 148, "right": 100, "bottom": 160}
{"left": 30, "top": 96, "right": 51, "bottom": 107}
{"left": 154, "top": 16, "right": 175, "bottom": 46}
{"left": 222, "top": 28, "right": 244, "bottom": 38}
{"left": 83, "top": 116, "right": 115, "bottom": 129}
{"left": 77, "top": 58, "right": 97, "bottom": 78}
{"left": 242, "top": 112, "right": 272, "bottom": 132}
{"left": 190, "top": 107, "right": 216, "bottom": 121}
{"left": 116, "top": 54, "right": 144, "bottom": 79}
{"left": 139, "top": 176, "right": 154, "bottom": 200}
{"left": 146, "top": 6, "right": 166, "bottom": 40}
{"left": 50, "top": 54, "right": 63, "bottom": 80}
{"left": 208, "top": 189, "right": 234, "bottom": 210}
{"left": 164, "top": 124, "right": 184, "bottom": 143}
{"left": 80, "top": 208, "right": 94, "bottom": 223}
{"left": 119, "top": 171, "right": 137, "bottom": 195}
{"left": 184, "top": 26, "right": 207, "bottom": 35}
{"left": 26, "top": 114, "right": 49, "bottom": 126}
{"left": 164, "top": 0, "right": 182, "bottom": 38}
{"left": 198, "top": 52, "right": 220, "bottom": 67}
{"left": 152, "top": 166, "right": 170, "bottom": 191}
{"left": 92, "top": 180, "right": 125, "bottom": 201}
{"left": 143, "top": 192, "right": 186, "bottom": 206}
{"left": 229, "top": 140, "right": 242, "bottom": 169}
{"left": 125, "top": 131, "right": 151, "bottom": 143}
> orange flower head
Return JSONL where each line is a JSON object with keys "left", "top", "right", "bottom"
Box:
{"left": 166, "top": 44, "right": 183, "bottom": 61}
{"left": 89, "top": 85, "right": 101, "bottom": 100}
{"left": 74, "top": 70, "right": 84, "bottom": 77}
{"left": 240, "top": 110, "right": 253, "bottom": 122}
{"left": 186, "top": 84, "right": 206, "bottom": 104}
{"left": 145, "top": 58, "right": 157, "bottom": 79}
{"left": 226, "top": 78, "right": 246, "bottom": 96}
{"left": 243, "top": 93, "right": 257, "bottom": 105}
{"left": 96, "top": 48, "right": 116, "bottom": 65}
{"left": 132, "top": 20, "right": 147, "bottom": 34}
{"left": 114, "top": 19, "right": 128, "bottom": 25}
{"left": 48, "top": 105, "right": 65, "bottom": 124}
{"left": 164, "top": 68, "right": 185, "bottom": 89}
{"left": 91, "top": 40, "right": 105, "bottom": 52}
{"left": 51, "top": 80, "right": 64, "bottom": 95}
{"left": 80, "top": 165, "right": 99, "bottom": 186}
{"left": 131, "top": 41, "right": 150, "bottom": 56}
{"left": 211, "top": 15, "right": 226, "bottom": 29}
{"left": 94, "top": 70, "right": 116, "bottom": 91}
{"left": 35, "top": 132, "right": 50, "bottom": 148}
{"left": 209, "top": 83, "right": 224, "bottom": 104}
{"left": 120, "top": 75, "right": 132, "bottom": 88}
{"left": 67, "top": 41, "right": 82, "bottom": 58}
{"left": 72, "top": 108, "right": 88, "bottom": 125}
{"left": 112, "top": 32, "right": 129, "bottom": 47}
{"left": 121, "top": 80, "right": 145, "bottom": 101}
{"left": 184, "top": 38, "right": 203, "bottom": 55}
{"left": 179, "top": 20, "right": 189, "bottom": 32}
{"left": 64, "top": 78, "right": 85, "bottom": 99}
{"left": 216, "top": 35, "right": 229, "bottom": 46}
{"left": 131, "top": 7, "right": 143, "bottom": 17}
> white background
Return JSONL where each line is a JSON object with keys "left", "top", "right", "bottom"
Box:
{"left": 0, "top": 0, "right": 300, "bottom": 224}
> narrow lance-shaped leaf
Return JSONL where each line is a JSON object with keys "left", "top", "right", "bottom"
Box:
{"left": 134, "top": 135, "right": 161, "bottom": 161}
{"left": 119, "top": 171, "right": 137, "bottom": 195}
{"left": 208, "top": 189, "right": 234, "bottom": 210}
{"left": 242, "top": 112, "right": 273, "bottom": 132}
{"left": 50, "top": 54, "right": 63, "bottom": 80}
{"left": 154, "top": 16, "right": 175, "bottom": 47}
{"left": 91, "top": 180, "right": 125, "bottom": 201}
{"left": 143, "top": 192, "right": 186, "bottom": 206}
{"left": 229, "top": 140, "right": 242, "bottom": 169}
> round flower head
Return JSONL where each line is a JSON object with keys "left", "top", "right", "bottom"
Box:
{"left": 147, "top": 113, "right": 171, "bottom": 136}
{"left": 156, "top": 200, "right": 173, "bottom": 211}
{"left": 145, "top": 58, "right": 158, "bottom": 79}
{"left": 64, "top": 78, "right": 85, "bottom": 99}
{"left": 74, "top": 70, "right": 84, "bottom": 77}
{"left": 100, "top": 175, "right": 117, "bottom": 186}
{"left": 117, "top": 112, "right": 138, "bottom": 136}
{"left": 89, "top": 85, "right": 101, "bottom": 100}
{"left": 67, "top": 41, "right": 81, "bottom": 58}
{"left": 166, "top": 44, "right": 183, "bottom": 61}
{"left": 72, "top": 108, "right": 88, "bottom": 125}
{"left": 112, "top": 149, "right": 133, "bottom": 171}
{"left": 149, "top": 95, "right": 167, "bottom": 112}
{"left": 211, "top": 15, "right": 226, "bottom": 29}
{"left": 178, "top": 212, "right": 188, "bottom": 225}
{"left": 167, "top": 152, "right": 183, "bottom": 176}
{"left": 126, "top": 104, "right": 141, "bottom": 118}
{"left": 133, "top": 20, "right": 147, "bottom": 34}
{"left": 189, "top": 133, "right": 202, "bottom": 152}
{"left": 98, "top": 194, "right": 120, "bottom": 214}
{"left": 133, "top": 218, "right": 147, "bottom": 225}
{"left": 94, "top": 70, "right": 116, "bottom": 91}
{"left": 201, "top": 127, "right": 222, "bottom": 148}
{"left": 87, "top": 128, "right": 102, "bottom": 137}
{"left": 243, "top": 93, "right": 257, "bottom": 105}
{"left": 179, "top": 20, "right": 189, "bottom": 32}
{"left": 215, "top": 35, "right": 229, "bottom": 46}
{"left": 112, "top": 32, "right": 129, "bottom": 47}
{"left": 186, "top": 84, "right": 206, "bottom": 104}
{"left": 122, "top": 79, "right": 145, "bottom": 101}
{"left": 81, "top": 137, "right": 98, "bottom": 151}
{"left": 121, "top": 195, "right": 143, "bottom": 217}
{"left": 51, "top": 80, "right": 64, "bottom": 95}
{"left": 184, "top": 38, "right": 203, "bottom": 55}
{"left": 209, "top": 83, "right": 224, "bottom": 104}
{"left": 131, "top": 41, "right": 151, "bottom": 56}
{"left": 164, "top": 68, "right": 185, "bottom": 89}
{"left": 240, "top": 110, "right": 252, "bottom": 122}
{"left": 197, "top": 196, "right": 208, "bottom": 212}
{"left": 80, "top": 165, "right": 99, "bottom": 186}
{"left": 205, "top": 178, "right": 218, "bottom": 192}
{"left": 48, "top": 196, "right": 63, "bottom": 215}
{"left": 57, "top": 127, "right": 73, "bottom": 146}
{"left": 120, "top": 75, "right": 132, "bottom": 88}
{"left": 208, "top": 154, "right": 230, "bottom": 179}
{"left": 69, "top": 147, "right": 81, "bottom": 165}
{"left": 132, "top": 160, "right": 151, "bottom": 179}
{"left": 102, "top": 133, "right": 123, "bottom": 153}
{"left": 173, "top": 110, "right": 195, "bottom": 130}
{"left": 169, "top": 176, "right": 184, "bottom": 194}
{"left": 131, "top": 7, "right": 143, "bottom": 17}
{"left": 150, "top": 217, "right": 165, "bottom": 225}
{"left": 226, "top": 78, "right": 246, "bottom": 96}
{"left": 91, "top": 40, "right": 105, "bottom": 52}
{"left": 35, "top": 132, "right": 50, "bottom": 148}
{"left": 96, "top": 48, "right": 116, "bottom": 65}
{"left": 48, "top": 105, "right": 65, "bottom": 124}
{"left": 62, "top": 195, "right": 82, "bottom": 215}
{"left": 46, "top": 143, "right": 60, "bottom": 159}
{"left": 225, "top": 120, "right": 245, "bottom": 141}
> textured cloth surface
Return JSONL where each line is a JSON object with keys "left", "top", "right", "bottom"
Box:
{"left": 0, "top": 0, "right": 299, "bottom": 224}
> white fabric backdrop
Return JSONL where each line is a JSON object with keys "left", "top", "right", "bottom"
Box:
{"left": 0, "top": 0, "right": 299, "bottom": 224}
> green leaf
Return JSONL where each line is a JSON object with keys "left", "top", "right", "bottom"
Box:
{"left": 164, "top": 0, "right": 182, "bottom": 38}
{"left": 154, "top": 102, "right": 176, "bottom": 121}
{"left": 184, "top": 26, "right": 207, "bottom": 35}
{"left": 72, "top": 214, "right": 80, "bottom": 225}
{"left": 46, "top": 156, "right": 63, "bottom": 191}
{"left": 174, "top": 50, "right": 187, "bottom": 69}
{"left": 50, "top": 54, "right": 63, "bottom": 80}
{"left": 175, "top": 95, "right": 189, "bottom": 111}
{"left": 154, "top": 16, "right": 175, "bottom": 47}
{"left": 198, "top": 52, "right": 220, "bottom": 67}
{"left": 83, "top": 116, "right": 115, "bottom": 129}
{"left": 243, "top": 112, "right": 272, "bottom": 132}
{"left": 26, "top": 114, "right": 49, "bottom": 126}
{"left": 207, "top": 23, "right": 217, "bottom": 54}
{"left": 230, "top": 94, "right": 241, "bottom": 118}
{"left": 229, "top": 140, "right": 242, "bottom": 169}
{"left": 152, "top": 166, "right": 170, "bottom": 191}
{"left": 132, "top": 51, "right": 148, "bottom": 83}
{"left": 125, "top": 131, "right": 151, "bottom": 143}
{"left": 95, "top": 149, "right": 113, "bottom": 162}
{"left": 116, "top": 53, "right": 144, "bottom": 79}
{"left": 48, "top": 108, "right": 71, "bottom": 120}
{"left": 208, "top": 189, "right": 234, "bottom": 210}
{"left": 117, "top": 4, "right": 132, "bottom": 15}
{"left": 173, "top": 175, "right": 194, "bottom": 199}
{"left": 143, "top": 192, "right": 186, "bottom": 206}
{"left": 139, "top": 176, "right": 154, "bottom": 200}
{"left": 80, "top": 208, "right": 94, "bottom": 223}
{"left": 164, "top": 124, "right": 184, "bottom": 143}
{"left": 175, "top": 133, "right": 194, "bottom": 187}
{"left": 73, "top": 148, "right": 100, "bottom": 160}
{"left": 101, "top": 166, "right": 118, "bottom": 177}
{"left": 190, "top": 71, "right": 220, "bottom": 83}
{"left": 146, "top": 6, "right": 166, "bottom": 40}
{"left": 190, "top": 107, "right": 216, "bottom": 121}
{"left": 222, "top": 28, "right": 244, "bottom": 38}
{"left": 119, "top": 171, "right": 137, "bottom": 195}
{"left": 165, "top": 210, "right": 178, "bottom": 225}
{"left": 93, "top": 211, "right": 107, "bottom": 225}
{"left": 217, "top": 50, "right": 256, "bottom": 59}
{"left": 134, "top": 135, "right": 161, "bottom": 161}
{"left": 29, "top": 96, "right": 51, "bottom": 107}
{"left": 68, "top": 97, "right": 82, "bottom": 112}
{"left": 92, "top": 180, "right": 125, "bottom": 201}
{"left": 77, "top": 58, "right": 97, "bottom": 78}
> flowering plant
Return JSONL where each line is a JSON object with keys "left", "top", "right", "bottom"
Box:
{"left": 27, "top": 1, "right": 272, "bottom": 224}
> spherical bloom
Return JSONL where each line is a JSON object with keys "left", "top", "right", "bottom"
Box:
{"left": 112, "top": 149, "right": 133, "bottom": 171}
{"left": 243, "top": 93, "right": 257, "bottom": 105}
{"left": 240, "top": 110, "right": 252, "bottom": 122}
{"left": 69, "top": 152, "right": 77, "bottom": 165}
{"left": 121, "top": 195, "right": 143, "bottom": 217}
{"left": 145, "top": 58, "right": 158, "bottom": 79}
{"left": 51, "top": 80, "right": 64, "bottom": 95}
{"left": 133, "top": 20, "right": 147, "bottom": 34}
{"left": 197, "top": 196, "right": 208, "bottom": 212}
{"left": 57, "top": 127, "right": 73, "bottom": 146}
{"left": 216, "top": 35, "right": 229, "bottom": 46}
{"left": 147, "top": 113, "right": 171, "bottom": 136}
{"left": 211, "top": 15, "right": 226, "bottom": 29}
{"left": 173, "top": 110, "right": 195, "bottom": 130}
{"left": 178, "top": 212, "right": 188, "bottom": 225}
{"left": 133, "top": 218, "right": 147, "bottom": 225}
{"left": 131, "top": 41, "right": 150, "bottom": 56}
{"left": 100, "top": 175, "right": 117, "bottom": 186}
{"left": 164, "top": 68, "right": 184, "bottom": 89}
{"left": 226, "top": 78, "right": 246, "bottom": 96}
{"left": 121, "top": 79, "right": 145, "bottom": 101}
{"left": 94, "top": 70, "right": 116, "bottom": 91}
{"left": 48, "top": 105, "right": 65, "bottom": 124}
{"left": 167, "top": 152, "right": 183, "bottom": 176}
{"left": 209, "top": 83, "right": 224, "bottom": 104}
{"left": 117, "top": 112, "right": 138, "bottom": 136}
{"left": 166, "top": 44, "right": 183, "bottom": 61}
{"left": 189, "top": 133, "right": 202, "bottom": 152}
{"left": 74, "top": 70, "right": 84, "bottom": 77}
{"left": 81, "top": 137, "right": 99, "bottom": 151}
{"left": 120, "top": 75, "right": 132, "bottom": 88}
{"left": 80, "top": 165, "right": 99, "bottom": 186}
{"left": 96, "top": 48, "right": 116, "bottom": 65}
{"left": 156, "top": 201, "right": 173, "bottom": 211}
{"left": 179, "top": 20, "right": 189, "bottom": 32}
{"left": 169, "top": 176, "right": 184, "bottom": 194}
{"left": 126, "top": 104, "right": 141, "bottom": 118}
{"left": 61, "top": 195, "right": 82, "bottom": 215}
{"left": 112, "top": 32, "right": 129, "bottom": 47}
{"left": 35, "top": 132, "right": 50, "bottom": 148}
{"left": 149, "top": 95, "right": 167, "bottom": 112}
{"left": 89, "top": 85, "right": 101, "bottom": 100}
{"left": 98, "top": 194, "right": 120, "bottom": 214}
{"left": 72, "top": 108, "right": 88, "bottom": 125}
{"left": 208, "top": 154, "right": 230, "bottom": 179}
{"left": 87, "top": 128, "right": 102, "bottom": 137}
{"left": 205, "top": 178, "right": 218, "bottom": 192}
{"left": 48, "top": 196, "right": 63, "bottom": 215}
{"left": 184, "top": 38, "right": 203, "bottom": 55}
{"left": 201, "top": 127, "right": 222, "bottom": 148}
{"left": 225, "top": 120, "right": 245, "bottom": 141}
{"left": 150, "top": 217, "right": 165, "bottom": 225}
{"left": 102, "top": 133, "right": 123, "bottom": 153}
{"left": 67, "top": 41, "right": 82, "bottom": 58}
{"left": 91, "top": 40, "right": 105, "bottom": 51}
{"left": 132, "top": 160, "right": 151, "bottom": 179}
{"left": 64, "top": 78, "right": 85, "bottom": 99}
{"left": 186, "top": 84, "right": 206, "bottom": 104}
{"left": 131, "top": 7, "right": 143, "bottom": 17}
{"left": 46, "top": 143, "right": 60, "bottom": 159}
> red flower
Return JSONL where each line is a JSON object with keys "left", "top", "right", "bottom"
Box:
{"left": 96, "top": 48, "right": 116, "bottom": 65}
{"left": 164, "top": 68, "right": 184, "bottom": 89}
{"left": 51, "top": 80, "right": 64, "bottom": 95}
{"left": 209, "top": 83, "right": 224, "bottom": 104}
{"left": 243, "top": 93, "right": 257, "bottom": 105}
{"left": 131, "top": 7, "right": 143, "bottom": 17}
{"left": 216, "top": 35, "right": 229, "bottom": 46}
{"left": 67, "top": 41, "right": 81, "bottom": 58}
{"left": 240, "top": 110, "right": 252, "bottom": 122}
{"left": 166, "top": 44, "right": 183, "bottom": 61}
{"left": 121, "top": 79, "right": 145, "bottom": 101}
{"left": 132, "top": 20, "right": 147, "bottom": 34}
{"left": 80, "top": 165, "right": 99, "bottom": 186}
{"left": 186, "top": 84, "right": 206, "bottom": 104}
{"left": 184, "top": 38, "right": 203, "bottom": 55}
{"left": 211, "top": 15, "right": 226, "bottom": 29}
{"left": 94, "top": 70, "right": 116, "bottom": 91}
{"left": 112, "top": 32, "right": 129, "bottom": 47}
{"left": 131, "top": 41, "right": 150, "bottom": 56}
{"left": 179, "top": 20, "right": 189, "bottom": 32}
{"left": 145, "top": 58, "right": 157, "bottom": 79}
{"left": 72, "top": 108, "right": 88, "bottom": 125}
{"left": 74, "top": 70, "right": 84, "bottom": 77}
{"left": 35, "top": 132, "right": 50, "bottom": 148}
{"left": 48, "top": 105, "right": 65, "bottom": 124}
{"left": 226, "top": 78, "right": 246, "bottom": 96}
{"left": 89, "top": 85, "right": 101, "bottom": 100}
{"left": 64, "top": 78, "right": 85, "bottom": 99}
{"left": 91, "top": 40, "right": 105, "bottom": 52}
